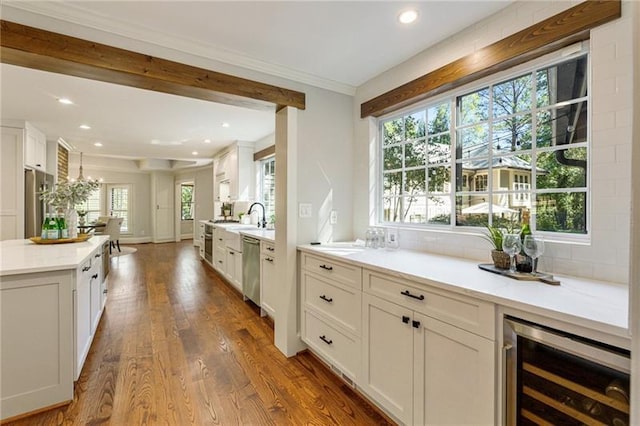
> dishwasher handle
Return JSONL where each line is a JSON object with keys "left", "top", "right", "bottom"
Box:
{"left": 243, "top": 237, "right": 260, "bottom": 245}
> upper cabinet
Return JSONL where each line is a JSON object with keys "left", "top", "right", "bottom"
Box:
{"left": 24, "top": 122, "right": 47, "bottom": 172}
{"left": 213, "top": 142, "right": 254, "bottom": 201}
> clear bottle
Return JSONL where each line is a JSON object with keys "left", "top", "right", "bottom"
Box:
{"left": 365, "top": 228, "right": 373, "bottom": 248}
{"left": 376, "top": 228, "right": 386, "bottom": 249}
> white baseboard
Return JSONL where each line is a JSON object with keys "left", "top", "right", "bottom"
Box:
{"left": 120, "top": 236, "right": 152, "bottom": 244}
{"left": 181, "top": 234, "right": 193, "bottom": 240}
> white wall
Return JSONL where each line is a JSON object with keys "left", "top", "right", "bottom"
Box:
{"left": 69, "top": 154, "right": 152, "bottom": 242}
{"left": 71, "top": 154, "right": 214, "bottom": 243}
{"left": 175, "top": 165, "right": 214, "bottom": 241}
{"left": 353, "top": 1, "right": 635, "bottom": 284}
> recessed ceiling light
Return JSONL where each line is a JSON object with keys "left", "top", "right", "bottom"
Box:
{"left": 398, "top": 9, "right": 418, "bottom": 24}
{"left": 79, "top": 124, "right": 91, "bottom": 130}
{"left": 58, "top": 98, "right": 73, "bottom": 105}
{"left": 221, "top": 122, "right": 230, "bottom": 128}
{"left": 94, "top": 142, "right": 103, "bottom": 147}
{"left": 192, "top": 151, "right": 199, "bottom": 156}
{"left": 204, "top": 139, "right": 211, "bottom": 143}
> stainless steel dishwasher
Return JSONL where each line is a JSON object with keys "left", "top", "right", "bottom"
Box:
{"left": 242, "top": 236, "right": 261, "bottom": 305}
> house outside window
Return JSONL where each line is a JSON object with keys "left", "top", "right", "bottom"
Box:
{"left": 379, "top": 52, "right": 589, "bottom": 236}
{"left": 181, "top": 184, "right": 194, "bottom": 220}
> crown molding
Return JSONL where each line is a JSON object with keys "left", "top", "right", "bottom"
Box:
{"left": 2, "top": 2, "right": 356, "bottom": 96}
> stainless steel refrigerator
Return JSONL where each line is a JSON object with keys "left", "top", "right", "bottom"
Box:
{"left": 24, "top": 169, "right": 54, "bottom": 238}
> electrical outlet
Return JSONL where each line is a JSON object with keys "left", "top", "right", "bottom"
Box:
{"left": 299, "top": 203, "right": 312, "bottom": 218}
{"left": 330, "top": 210, "right": 338, "bottom": 224}
{"left": 386, "top": 228, "right": 398, "bottom": 248}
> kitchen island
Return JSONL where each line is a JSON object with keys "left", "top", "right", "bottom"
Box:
{"left": 0, "top": 236, "right": 109, "bottom": 422}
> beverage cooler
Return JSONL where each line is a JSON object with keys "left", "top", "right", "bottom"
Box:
{"left": 504, "top": 317, "right": 630, "bottom": 426}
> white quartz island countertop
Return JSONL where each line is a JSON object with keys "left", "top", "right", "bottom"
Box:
{"left": 0, "top": 236, "right": 110, "bottom": 276}
{"left": 298, "top": 243, "right": 629, "bottom": 340}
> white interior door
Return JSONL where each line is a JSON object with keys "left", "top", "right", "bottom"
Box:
{"left": 152, "top": 172, "right": 174, "bottom": 243}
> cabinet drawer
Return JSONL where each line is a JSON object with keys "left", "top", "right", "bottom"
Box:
{"left": 301, "top": 253, "right": 362, "bottom": 290}
{"left": 363, "top": 270, "right": 495, "bottom": 339}
{"left": 303, "top": 310, "right": 360, "bottom": 382}
{"left": 261, "top": 241, "right": 275, "bottom": 256}
{"left": 303, "top": 273, "right": 361, "bottom": 336}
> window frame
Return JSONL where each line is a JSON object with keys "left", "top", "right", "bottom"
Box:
{"left": 180, "top": 183, "right": 195, "bottom": 221}
{"left": 259, "top": 155, "right": 276, "bottom": 221}
{"left": 107, "top": 184, "right": 132, "bottom": 235}
{"left": 376, "top": 43, "right": 591, "bottom": 243}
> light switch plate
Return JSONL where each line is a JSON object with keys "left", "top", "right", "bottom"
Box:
{"left": 330, "top": 210, "right": 338, "bottom": 224}
{"left": 299, "top": 203, "right": 312, "bottom": 218}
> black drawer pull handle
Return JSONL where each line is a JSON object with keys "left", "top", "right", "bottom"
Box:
{"left": 319, "top": 264, "right": 333, "bottom": 271}
{"left": 267, "top": 247, "right": 275, "bottom": 252}
{"left": 412, "top": 320, "right": 421, "bottom": 329}
{"left": 82, "top": 266, "right": 90, "bottom": 272}
{"left": 320, "top": 295, "right": 333, "bottom": 303}
{"left": 402, "top": 315, "right": 410, "bottom": 324}
{"left": 91, "top": 273, "right": 99, "bottom": 280}
{"left": 265, "top": 257, "right": 274, "bottom": 262}
{"left": 319, "top": 335, "right": 333, "bottom": 345}
{"left": 401, "top": 290, "right": 425, "bottom": 300}
{"left": 103, "top": 289, "right": 108, "bottom": 294}
{"left": 218, "top": 260, "right": 223, "bottom": 264}
{"left": 229, "top": 252, "right": 234, "bottom": 255}
{"left": 95, "top": 253, "right": 101, "bottom": 258}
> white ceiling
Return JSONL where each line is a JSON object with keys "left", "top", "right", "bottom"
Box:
{"left": 1, "top": 1, "right": 513, "bottom": 164}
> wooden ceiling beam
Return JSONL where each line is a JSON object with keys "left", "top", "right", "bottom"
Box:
{"left": 361, "top": 0, "right": 621, "bottom": 118}
{"left": 0, "top": 20, "right": 306, "bottom": 111}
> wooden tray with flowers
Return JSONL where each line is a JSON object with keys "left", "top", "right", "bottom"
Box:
{"left": 29, "top": 234, "right": 92, "bottom": 244}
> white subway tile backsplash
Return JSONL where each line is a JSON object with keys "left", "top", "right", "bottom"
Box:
{"left": 592, "top": 265, "right": 628, "bottom": 285}
{"left": 615, "top": 109, "right": 632, "bottom": 127}
{"left": 591, "top": 146, "right": 616, "bottom": 164}
{"left": 591, "top": 112, "right": 615, "bottom": 132}
{"left": 554, "top": 258, "right": 594, "bottom": 278}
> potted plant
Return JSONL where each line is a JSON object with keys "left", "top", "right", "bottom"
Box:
{"left": 41, "top": 178, "right": 100, "bottom": 237}
{"left": 481, "top": 225, "right": 511, "bottom": 269}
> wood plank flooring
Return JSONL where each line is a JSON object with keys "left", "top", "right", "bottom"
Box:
{"left": 5, "top": 241, "right": 391, "bottom": 425}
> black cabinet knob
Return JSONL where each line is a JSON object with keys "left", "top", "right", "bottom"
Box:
{"left": 402, "top": 315, "right": 410, "bottom": 324}
{"left": 412, "top": 320, "right": 421, "bottom": 329}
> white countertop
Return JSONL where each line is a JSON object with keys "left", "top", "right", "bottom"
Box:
{"left": 298, "top": 243, "right": 629, "bottom": 340}
{"left": 0, "top": 236, "right": 110, "bottom": 277}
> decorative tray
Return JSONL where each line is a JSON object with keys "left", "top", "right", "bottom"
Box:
{"left": 29, "top": 234, "right": 92, "bottom": 244}
{"left": 478, "top": 263, "right": 560, "bottom": 285}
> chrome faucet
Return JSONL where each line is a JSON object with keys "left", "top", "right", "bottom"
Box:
{"left": 247, "top": 202, "right": 267, "bottom": 228}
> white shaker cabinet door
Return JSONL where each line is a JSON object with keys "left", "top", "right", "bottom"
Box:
{"left": 413, "top": 312, "right": 495, "bottom": 426}
{"left": 361, "top": 293, "right": 414, "bottom": 426}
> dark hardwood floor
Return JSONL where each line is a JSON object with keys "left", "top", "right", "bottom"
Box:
{"left": 6, "top": 241, "right": 391, "bottom": 425}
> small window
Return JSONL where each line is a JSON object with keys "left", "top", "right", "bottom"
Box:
{"left": 108, "top": 184, "right": 131, "bottom": 233}
{"left": 260, "top": 157, "right": 276, "bottom": 220}
{"left": 181, "top": 184, "right": 194, "bottom": 220}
